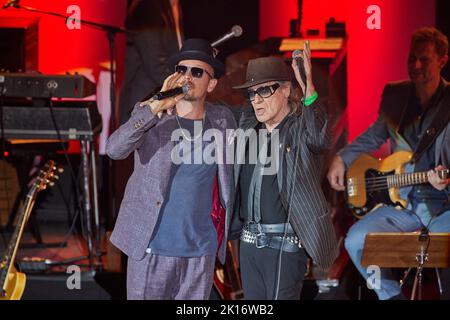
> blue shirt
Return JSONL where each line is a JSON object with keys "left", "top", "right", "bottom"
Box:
{"left": 402, "top": 82, "right": 449, "bottom": 216}
{"left": 148, "top": 116, "right": 218, "bottom": 257}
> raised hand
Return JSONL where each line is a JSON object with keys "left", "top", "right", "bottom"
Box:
{"left": 139, "top": 72, "right": 188, "bottom": 118}
{"left": 291, "top": 40, "right": 315, "bottom": 98}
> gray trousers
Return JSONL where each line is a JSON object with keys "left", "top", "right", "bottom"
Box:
{"left": 127, "top": 253, "right": 216, "bottom": 300}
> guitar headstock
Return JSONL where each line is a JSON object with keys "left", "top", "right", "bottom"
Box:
{"left": 34, "top": 160, "right": 64, "bottom": 192}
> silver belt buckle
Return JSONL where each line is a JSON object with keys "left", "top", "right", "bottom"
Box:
{"left": 254, "top": 223, "right": 271, "bottom": 248}
{"left": 255, "top": 233, "right": 268, "bottom": 248}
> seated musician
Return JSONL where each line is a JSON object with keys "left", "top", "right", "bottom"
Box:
{"left": 327, "top": 27, "right": 450, "bottom": 300}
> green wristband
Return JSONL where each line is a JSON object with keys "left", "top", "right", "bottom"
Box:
{"left": 304, "top": 91, "right": 318, "bottom": 106}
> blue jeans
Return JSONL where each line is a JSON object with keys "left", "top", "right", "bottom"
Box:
{"left": 345, "top": 203, "right": 450, "bottom": 300}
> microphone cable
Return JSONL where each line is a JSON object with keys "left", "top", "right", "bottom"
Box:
{"left": 274, "top": 76, "right": 308, "bottom": 300}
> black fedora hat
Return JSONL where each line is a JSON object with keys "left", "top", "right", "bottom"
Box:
{"left": 168, "top": 38, "right": 225, "bottom": 78}
{"left": 233, "top": 56, "right": 292, "bottom": 89}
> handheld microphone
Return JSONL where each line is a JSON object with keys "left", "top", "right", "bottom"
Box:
{"left": 211, "top": 25, "right": 243, "bottom": 48}
{"left": 2, "top": 0, "right": 19, "bottom": 9}
{"left": 151, "top": 84, "right": 190, "bottom": 101}
{"left": 292, "top": 49, "right": 307, "bottom": 86}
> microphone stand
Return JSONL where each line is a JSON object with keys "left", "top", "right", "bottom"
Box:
{"left": 8, "top": 3, "right": 134, "bottom": 271}
{"left": 410, "top": 227, "right": 430, "bottom": 299}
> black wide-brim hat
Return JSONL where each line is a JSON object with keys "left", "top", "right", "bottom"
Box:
{"left": 233, "top": 56, "right": 292, "bottom": 89}
{"left": 168, "top": 38, "right": 225, "bottom": 78}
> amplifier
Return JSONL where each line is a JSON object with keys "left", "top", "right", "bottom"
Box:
{"left": 1, "top": 99, "right": 102, "bottom": 141}
{"left": 0, "top": 73, "right": 96, "bottom": 98}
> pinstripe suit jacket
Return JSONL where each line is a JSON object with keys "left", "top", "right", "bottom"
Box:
{"left": 106, "top": 102, "right": 236, "bottom": 264}
{"left": 232, "top": 100, "right": 339, "bottom": 269}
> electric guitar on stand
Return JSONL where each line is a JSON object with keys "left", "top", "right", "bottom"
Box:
{"left": 0, "top": 160, "right": 61, "bottom": 300}
{"left": 346, "top": 150, "right": 449, "bottom": 219}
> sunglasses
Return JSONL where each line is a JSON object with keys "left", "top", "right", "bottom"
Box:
{"left": 175, "top": 65, "right": 213, "bottom": 79}
{"left": 246, "top": 83, "right": 280, "bottom": 101}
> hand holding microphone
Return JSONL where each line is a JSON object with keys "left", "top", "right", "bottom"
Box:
{"left": 140, "top": 72, "right": 189, "bottom": 118}
{"left": 291, "top": 40, "right": 315, "bottom": 98}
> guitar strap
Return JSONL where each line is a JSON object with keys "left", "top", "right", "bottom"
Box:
{"left": 412, "top": 84, "right": 450, "bottom": 163}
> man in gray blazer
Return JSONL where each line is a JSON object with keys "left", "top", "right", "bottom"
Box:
{"left": 106, "top": 39, "right": 236, "bottom": 299}
{"left": 328, "top": 27, "right": 450, "bottom": 300}
{"left": 231, "top": 42, "right": 338, "bottom": 299}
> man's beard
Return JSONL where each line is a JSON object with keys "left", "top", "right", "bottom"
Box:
{"left": 183, "top": 94, "right": 199, "bottom": 102}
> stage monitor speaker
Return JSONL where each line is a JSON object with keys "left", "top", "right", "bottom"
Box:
{"left": 0, "top": 17, "right": 39, "bottom": 72}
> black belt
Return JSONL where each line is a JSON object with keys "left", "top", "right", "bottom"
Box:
{"left": 240, "top": 223, "right": 302, "bottom": 253}
{"left": 247, "top": 222, "right": 295, "bottom": 234}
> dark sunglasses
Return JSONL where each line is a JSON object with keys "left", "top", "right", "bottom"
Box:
{"left": 246, "top": 83, "right": 280, "bottom": 101}
{"left": 175, "top": 65, "right": 213, "bottom": 79}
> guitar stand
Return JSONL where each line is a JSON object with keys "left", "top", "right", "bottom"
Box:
{"left": 4, "top": 154, "right": 67, "bottom": 249}
{"left": 3, "top": 144, "right": 101, "bottom": 270}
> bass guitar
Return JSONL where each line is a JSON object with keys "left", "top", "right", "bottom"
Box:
{"left": 346, "top": 151, "right": 449, "bottom": 219}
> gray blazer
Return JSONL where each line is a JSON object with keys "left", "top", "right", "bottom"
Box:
{"left": 340, "top": 79, "right": 450, "bottom": 182}
{"left": 106, "top": 102, "right": 237, "bottom": 264}
{"left": 232, "top": 100, "right": 339, "bottom": 269}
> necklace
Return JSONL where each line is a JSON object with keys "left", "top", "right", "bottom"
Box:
{"left": 175, "top": 113, "right": 205, "bottom": 141}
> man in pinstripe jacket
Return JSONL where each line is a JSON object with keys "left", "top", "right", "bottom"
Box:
{"left": 231, "top": 43, "right": 338, "bottom": 300}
